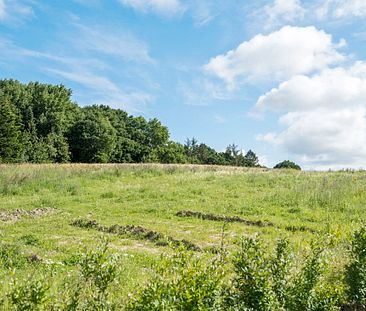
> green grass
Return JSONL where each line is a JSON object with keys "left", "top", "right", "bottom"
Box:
{"left": 0, "top": 164, "right": 366, "bottom": 308}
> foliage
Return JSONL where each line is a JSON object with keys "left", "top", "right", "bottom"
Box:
{"left": 0, "top": 243, "right": 27, "bottom": 269}
{"left": 126, "top": 244, "right": 226, "bottom": 310}
{"left": 68, "top": 113, "right": 117, "bottom": 163}
{"left": 0, "top": 95, "right": 23, "bottom": 163}
{"left": 345, "top": 227, "right": 366, "bottom": 306}
{"left": 0, "top": 79, "right": 262, "bottom": 166}
{"left": 225, "top": 236, "right": 340, "bottom": 311}
{"left": 274, "top": 160, "right": 301, "bottom": 170}
{"left": 9, "top": 276, "right": 49, "bottom": 311}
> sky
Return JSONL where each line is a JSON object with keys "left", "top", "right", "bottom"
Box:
{"left": 1, "top": 0, "right": 366, "bottom": 170}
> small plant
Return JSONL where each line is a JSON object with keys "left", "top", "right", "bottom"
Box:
{"left": 19, "top": 234, "right": 39, "bottom": 246}
{"left": 225, "top": 236, "right": 339, "bottom": 311}
{"left": 126, "top": 244, "right": 227, "bottom": 310}
{"left": 286, "top": 242, "right": 324, "bottom": 310}
{"left": 60, "top": 238, "right": 119, "bottom": 311}
{"left": 345, "top": 227, "right": 366, "bottom": 307}
{"left": 0, "top": 243, "right": 26, "bottom": 269}
{"left": 79, "top": 239, "right": 119, "bottom": 295}
{"left": 9, "top": 276, "right": 49, "bottom": 311}
{"left": 229, "top": 235, "right": 280, "bottom": 311}
{"left": 270, "top": 238, "right": 292, "bottom": 307}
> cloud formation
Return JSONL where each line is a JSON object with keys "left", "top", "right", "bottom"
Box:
{"left": 204, "top": 26, "right": 345, "bottom": 87}
{"left": 257, "top": 61, "right": 366, "bottom": 168}
{"left": 257, "top": 63, "right": 366, "bottom": 112}
{"left": 333, "top": 0, "right": 366, "bottom": 18}
{"left": 264, "top": 0, "right": 305, "bottom": 28}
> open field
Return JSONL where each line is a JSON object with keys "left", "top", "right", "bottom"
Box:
{"left": 1, "top": 164, "right": 366, "bottom": 309}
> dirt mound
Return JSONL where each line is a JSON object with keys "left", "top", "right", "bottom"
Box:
{"left": 0, "top": 208, "right": 57, "bottom": 222}
{"left": 71, "top": 219, "right": 201, "bottom": 251}
{"left": 176, "top": 210, "right": 274, "bottom": 227}
{"left": 284, "top": 225, "right": 318, "bottom": 234}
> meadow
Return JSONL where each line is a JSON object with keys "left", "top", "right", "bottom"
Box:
{"left": 1, "top": 164, "right": 366, "bottom": 310}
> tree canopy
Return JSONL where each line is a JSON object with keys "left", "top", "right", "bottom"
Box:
{"left": 274, "top": 160, "right": 301, "bottom": 170}
{"left": 0, "top": 79, "right": 268, "bottom": 167}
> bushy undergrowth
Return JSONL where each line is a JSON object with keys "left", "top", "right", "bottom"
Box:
{"left": 2, "top": 230, "right": 366, "bottom": 310}
{"left": 126, "top": 244, "right": 226, "bottom": 311}
{"left": 345, "top": 227, "right": 366, "bottom": 308}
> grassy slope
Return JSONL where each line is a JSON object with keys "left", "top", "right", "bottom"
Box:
{"left": 0, "top": 164, "right": 366, "bottom": 302}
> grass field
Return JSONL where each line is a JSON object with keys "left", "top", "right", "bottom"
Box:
{"left": 1, "top": 164, "right": 366, "bottom": 309}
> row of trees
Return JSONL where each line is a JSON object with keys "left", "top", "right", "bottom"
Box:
{"left": 0, "top": 79, "right": 300, "bottom": 169}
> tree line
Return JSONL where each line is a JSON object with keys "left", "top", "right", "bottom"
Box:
{"left": 0, "top": 79, "right": 300, "bottom": 169}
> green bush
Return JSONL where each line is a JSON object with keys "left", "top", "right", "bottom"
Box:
{"left": 224, "top": 236, "right": 339, "bottom": 311}
{"left": 345, "top": 227, "right": 366, "bottom": 306}
{"left": 9, "top": 276, "right": 49, "bottom": 311}
{"left": 126, "top": 244, "right": 226, "bottom": 310}
{"left": 0, "top": 243, "right": 26, "bottom": 269}
{"left": 274, "top": 160, "right": 301, "bottom": 170}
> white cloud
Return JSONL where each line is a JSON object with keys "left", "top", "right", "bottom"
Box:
{"left": 334, "top": 0, "right": 366, "bottom": 18}
{"left": 264, "top": 0, "right": 305, "bottom": 28}
{"left": 258, "top": 107, "right": 366, "bottom": 168}
{"left": 257, "top": 63, "right": 366, "bottom": 112}
{"left": 256, "top": 62, "right": 366, "bottom": 168}
{"left": 204, "top": 26, "right": 345, "bottom": 88}
{"left": 313, "top": 0, "right": 366, "bottom": 19}
{"left": 119, "top": 0, "right": 184, "bottom": 17}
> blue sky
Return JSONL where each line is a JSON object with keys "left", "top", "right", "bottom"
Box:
{"left": 1, "top": 0, "right": 366, "bottom": 169}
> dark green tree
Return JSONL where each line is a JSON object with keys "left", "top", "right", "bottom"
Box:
{"left": 244, "top": 150, "right": 259, "bottom": 167}
{"left": 68, "top": 113, "right": 116, "bottom": 163}
{"left": 274, "top": 160, "right": 301, "bottom": 170}
{"left": 0, "top": 96, "right": 23, "bottom": 163}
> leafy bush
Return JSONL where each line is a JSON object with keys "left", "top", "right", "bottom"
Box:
{"left": 9, "top": 276, "right": 49, "bottom": 311}
{"left": 19, "top": 235, "right": 39, "bottom": 246}
{"left": 345, "top": 227, "right": 366, "bottom": 306}
{"left": 0, "top": 243, "right": 26, "bottom": 269}
{"left": 224, "top": 236, "right": 339, "bottom": 311}
{"left": 274, "top": 160, "right": 301, "bottom": 170}
{"left": 126, "top": 244, "right": 227, "bottom": 310}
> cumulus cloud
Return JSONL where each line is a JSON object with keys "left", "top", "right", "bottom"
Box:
{"left": 256, "top": 62, "right": 366, "bottom": 168}
{"left": 258, "top": 107, "right": 366, "bottom": 168}
{"left": 257, "top": 62, "right": 366, "bottom": 112}
{"left": 119, "top": 0, "right": 184, "bottom": 17}
{"left": 204, "top": 26, "right": 345, "bottom": 87}
{"left": 264, "top": 0, "right": 305, "bottom": 28}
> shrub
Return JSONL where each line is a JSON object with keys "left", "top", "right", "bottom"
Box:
{"left": 225, "top": 236, "right": 339, "bottom": 311}
{"left": 345, "top": 227, "right": 366, "bottom": 306}
{"left": 126, "top": 244, "right": 227, "bottom": 310}
{"left": 274, "top": 160, "right": 301, "bottom": 170}
{"left": 9, "top": 276, "right": 49, "bottom": 311}
{"left": 228, "top": 236, "right": 283, "bottom": 310}
{"left": 0, "top": 243, "right": 26, "bottom": 269}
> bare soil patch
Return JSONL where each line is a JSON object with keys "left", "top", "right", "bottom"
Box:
{"left": 0, "top": 208, "right": 57, "bottom": 222}
{"left": 71, "top": 219, "right": 201, "bottom": 251}
{"left": 176, "top": 210, "right": 274, "bottom": 227}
